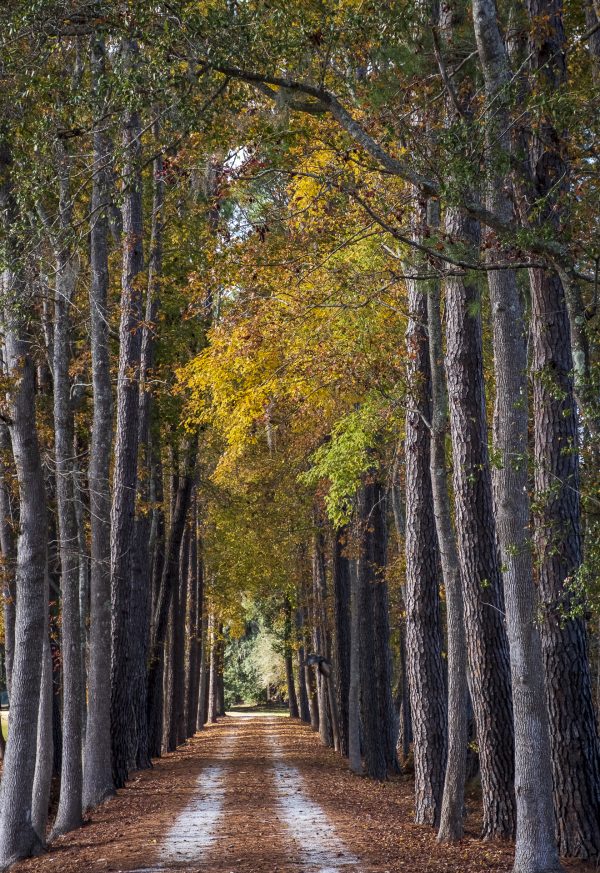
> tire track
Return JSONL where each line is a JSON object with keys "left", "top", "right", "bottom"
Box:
{"left": 267, "top": 721, "right": 362, "bottom": 873}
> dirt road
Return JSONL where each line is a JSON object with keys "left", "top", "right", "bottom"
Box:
{"left": 12, "top": 715, "right": 592, "bottom": 873}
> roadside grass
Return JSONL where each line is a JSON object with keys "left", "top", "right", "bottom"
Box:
{"left": 227, "top": 703, "right": 289, "bottom": 717}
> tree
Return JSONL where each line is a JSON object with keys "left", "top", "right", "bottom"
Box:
{"left": 0, "top": 140, "right": 49, "bottom": 867}
{"left": 524, "top": 0, "right": 600, "bottom": 856}
{"left": 444, "top": 205, "right": 515, "bottom": 839}
{"left": 50, "top": 140, "right": 84, "bottom": 838}
{"left": 110, "top": 34, "right": 145, "bottom": 788}
{"left": 83, "top": 32, "right": 115, "bottom": 812}
{"left": 404, "top": 227, "right": 447, "bottom": 826}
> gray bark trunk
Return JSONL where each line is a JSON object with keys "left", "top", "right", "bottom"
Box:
{"left": 186, "top": 509, "right": 201, "bottom": 737}
{"left": 0, "top": 417, "right": 16, "bottom": 699}
{"left": 348, "top": 559, "right": 362, "bottom": 775}
{"left": 471, "top": 2, "right": 562, "bottom": 867}
{"left": 444, "top": 205, "right": 516, "bottom": 839}
{"left": 370, "top": 485, "right": 398, "bottom": 775}
{"left": 196, "top": 611, "right": 209, "bottom": 731}
{"left": 284, "top": 599, "right": 299, "bottom": 719}
{"left": 147, "top": 438, "right": 197, "bottom": 755}
{"left": 295, "top": 598, "right": 311, "bottom": 724}
{"left": 130, "top": 126, "right": 164, "bottom": 770}
{"left": 169, "top": 524, "right": 189, "bottom": 749}
{"left": 110, "top": 34, "right": 145, "bottom": 788}
{"left": 73, "top": 439, "right": 89, "bottom": 745}
{"left": 355, "top": 481, "right": 388, "bottom": 781}
{"left": 207, "top": 615, "right": 218, "bottom": 724}
{"left": 0, "top": 144, "right": 49, "bottom": 868}
{"left": 83, "top": 32, "right": 115, "bottom": 811}
{"left": 332, "top": 531, "right": 351, "bottom": 756}
{"left": 525, "top": 0, "right": 600, "bottom": 857}
{"left": 51, "top": 140, "right": 84, "bottom": 839}
{"left": 31, "top": 619, "right": 53, "bottom": 840}
{"left": 426, "top": 240, "right": 468, "bottom": 843}
{"left": 312, "top": 528, "right": 333, "bottom": 748}
{"left": 405, "top": 262, "right": 447, "bottom": 824}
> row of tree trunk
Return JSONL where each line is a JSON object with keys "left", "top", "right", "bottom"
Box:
{"left": 0, "top": 32, "right": 222, "bottom": 867}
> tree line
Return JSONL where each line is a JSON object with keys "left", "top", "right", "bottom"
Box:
{"left": 0, "top": 2, "right": 598, "bottom": 873}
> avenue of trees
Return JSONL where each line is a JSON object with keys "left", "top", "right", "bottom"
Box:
{"left": 0, "top": 1, "right": 599, "bottom": 872}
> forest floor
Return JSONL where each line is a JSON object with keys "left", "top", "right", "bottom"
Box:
{"left": 12, "top": 715, "right": 596, "bottom": 873}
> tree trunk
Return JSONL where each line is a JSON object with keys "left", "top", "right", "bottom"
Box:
{"left": 162, "top": 609, "right": 174, "bottom": 753}
{"left": 51, "top": 140, "right": 84, "bottom": 839}
{"left": 83, "top": 32, "right": 115, "bottom": 812}
{"left": 110, "top": 35, "right": 145, "bottom": 789}
{"left": 348, "top": 559, "right": 362, "bottom": 775}
{"left": 369, "top": 483, "right": 398, "bottom": 775}
{"left": 150, "top": 445, "right": 166, "bottom": 629}
{"left": 444, "top": 205, "right": 515, "bottom": 840}
{"left": 73, "top": 436, "right": 89, "bottom": 745}
{"left": 355, "top": 482, "right": 387, "bottom": 781}
{"left": 0, "top": 417, "right": 16, "bottom": 699}
{"left": 186, "top": 511, "right": 201, "bottom": 737}
{"left": 312, "top": 528, "right": 333, "bottom": 747}
{"left": 586, "top": 0, "right": 600, "bottom": 82}
{"left": 332, "top": 530, "right": 351, "bottom": 757}
{"left": 295, "top": 601, "right": 311, "bottom": 724}
{"left": 471, "top": 2, "right": 562, "bottom": 867}
{"left": 422, "top": 206, "right": 468, "bottom": 842}
{"left": 170, "top": 524, "right": 189, "bottom": 749}
{"left": 51, "top": 637, "right": 63, "bottom": 779}
{"left": 130, "top": 126, "right": 165, "bottom": 770}
{"left": 405, "top": 267, "right": 447, "bottom": 824}
{"left": 196, "top": 611, "right": 209, "bottom": 731}
{"left": 525, "top": 0, "right": 600, "bottom": 857}
{"left": 305, "top": 660, "right": 319, "bottom": 732}
{"left": 390, "top": 463, "right": 412, "bottom": 766}
{"left": 0, "top": 144, "right": 49, "bottom": 868}
{"left": 217, "top": 636, "right": 226, "bottom": 717}
{"left": 147, "top": 438, "right": 197, "bottom": 756}
{"left": 284, "top": 599, "right": 299, "bottom": 719}
{"left": 207, "top": 615, "right": 218, "bottom": 724}
{"left": 31, "top": 622, "right": 53, "bottom": 841}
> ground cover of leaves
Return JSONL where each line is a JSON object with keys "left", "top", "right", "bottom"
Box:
{"left": 11, "top": 716, "right": 597, "bottom": 873}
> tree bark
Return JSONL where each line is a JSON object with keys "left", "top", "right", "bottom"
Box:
{"left": 147, "top": 438, "right": 197, "bottom": 756}
{"left": 525, "top": 0, "right": 600, "bottom": 857}
{"left": 0, "top": 154, "right": 48, "bottom": 864}
{"left": 207, "top": 615, "right": 218, "bottom": 724}
{"left": 216, "top": 635, "right": 226, "bottom": 716}
{"left": 73, "top": 436, "right": 89, "bottom": 745}
{"left": 110, "top": 34, "right": 145, "bottom": 789}
{"left": 405, "top": 265, "right": 447, "bottom": 824}
{"left": 31, "top": 621, "right": 53, "bottom": 841}
{"left": 162, "top": 609, "right": 174, "bottom": 753}
{"left": 312, "top": 528, "right": 333, "bottom": 748}
{"left": 83, "top": 32, "right": 115, "bottom": 811}
{"left": 196, "top": 611, "right": 209, "bottom": 731}
{"left": 444, "top": 205, "right": 515, "bottom": 840}
{"left": 295, "top": 600, "right": 311, "bottom": 723}
{"left": 186, "top": 510, "right": 201, "bottom": 737}
{"left": 0, "top": 417, "right": 16, "bottom": 700}
{"left": 422, "top": 209, "right": 468, "bottom": 842}
{"left": 129, "top": 126, "right": 165, "bottom": 770}
{"left": 51, "top": 140, "right": 84, "bottom": 839}
{"left": 355, "top": 481, "right": 387, "bottom": 781}
{"left": 369, "top": 483, "right": 398, "bottom": 775}
{"left": 170, "top": 523, "right": 189, "bottom": 749}
{"left": 332, "top": 530, "right": 351, "bottom": 757}
{"left": 348, "top": 559, "right": 362, "bottom": 775}
{"left": 471, "top": 2, "right": 562, "bottom": 867}
{"left": 284, "top": 599, "right": 299, "bottom": 719}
